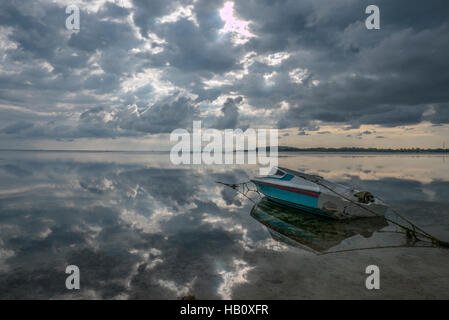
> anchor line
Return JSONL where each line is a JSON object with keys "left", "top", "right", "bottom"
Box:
{"left": 216, "top": 177, "right": 449, "bottom": 249}
{"left": 298, "top": 175, "right": 449, "bottom": 249}
{"left": 215, "top": 180, "right": 262, "bottom": 204}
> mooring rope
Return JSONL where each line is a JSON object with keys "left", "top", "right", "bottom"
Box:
{"left": 216, "top": 178, "right": 449, "bottom": 249}
{"left": 308, "top": 177, "right": 449, "bottom": 248}
{"left": 317, "top": 243, "right": 437, "bottom": 255}
{"left": 215, "top": 181, "right": 262, "bottom": 204}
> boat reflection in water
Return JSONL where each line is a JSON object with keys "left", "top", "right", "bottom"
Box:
{"left": 251, "top": 197, "right": 389, "bottom": 254}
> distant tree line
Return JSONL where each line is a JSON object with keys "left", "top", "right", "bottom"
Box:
{"left": 255, "top": 146, "right": 449, "bottom": 153}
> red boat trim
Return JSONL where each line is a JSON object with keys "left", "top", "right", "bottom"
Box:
{"left": 256, "top": 181, "right": 320, "bottom": 198}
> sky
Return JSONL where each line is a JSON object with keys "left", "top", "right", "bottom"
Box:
{"left": 0, "top": 0, "right": 448, "bottom": 150}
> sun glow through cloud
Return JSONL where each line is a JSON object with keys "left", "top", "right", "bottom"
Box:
{"left": 219, "top": 2, "right": 255, "bottom": 44}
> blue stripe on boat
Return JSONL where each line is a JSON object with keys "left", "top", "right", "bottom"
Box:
{"left": 256, "top": 182, "right": 319, "bottom": 208}
{"left": 263, "top": 173, "right": 295, "bottom": 181}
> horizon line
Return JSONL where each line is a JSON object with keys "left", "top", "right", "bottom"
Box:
{"left": 0, "top": 147, "right": 448, "bottom": 153}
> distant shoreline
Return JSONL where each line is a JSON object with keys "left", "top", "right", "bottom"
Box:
{"left": 256, "top": 146, "right": 449, "bottom": 153}
{"left": 0, "top": 147, "right": 448, "bottom": 153}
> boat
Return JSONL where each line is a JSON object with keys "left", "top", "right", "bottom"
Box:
{"left": 251, "top": 166, "right": 388, "bottom": 219}
{"left": 251, "top": 197, "right": 388, "bottom": 253}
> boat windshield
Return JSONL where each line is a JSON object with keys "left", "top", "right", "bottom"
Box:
{"left": 272, "top": 169, "right": 285, "bottom": 177}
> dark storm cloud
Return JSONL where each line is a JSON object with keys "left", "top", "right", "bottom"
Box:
{"left": 98, "top": 2, "right": 131, "bottom": 18}
{"left": 213, "top": 96, "right": 242, "bottom": 129}
{"left": 114, "top": 95, "right": 200, "bottom": 134}
{"left": 0, "top": 0, "right": 141, "bottom": 120}
{"left": 0, "top": 1, "right": 66, "bottom": 61}
{"left": 155, "top": 19, "right": 240, "bottom": 73}
{"left": 81, "top": 94, "right": 199, "bottom": 136}
{"left": 68, "top": 18, "right": 132, "bottom": 53}
{"left": 0, "top": 121, "right": 34, "bottom": 134}
{"left": 0, "top": 0, "right": 448, "bottom": 141}
{"left": 131, "top": 0, "right": 179, "bottom": 37}
{"left": 233, "top": 0, "right": 449, "bottom": 129}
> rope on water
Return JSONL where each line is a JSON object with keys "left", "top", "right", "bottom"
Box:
{"left": 215, "top": 180, "right": 262, "bottom": 204}
{"left": 317, "top": 243, "right": 437, "bottom": 255}
{"left": 309, "top": 177, "right": 449, "bottom": 248}
{"left": 216, "top": 178, "right": 449, "bottom": 249}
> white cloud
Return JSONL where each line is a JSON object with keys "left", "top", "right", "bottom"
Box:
{"left": 289, "top": 68, "right": 310, "bottom": 84}
{"left": 257, "top": 52, "right": 290, "bottom": 66}
{"left": 157, "top": 5, "right": 198, "bottom": 26}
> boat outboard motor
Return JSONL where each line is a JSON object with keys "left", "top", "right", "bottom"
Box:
{"left": 354, "top": 191, "right": 375, "bottom": 203}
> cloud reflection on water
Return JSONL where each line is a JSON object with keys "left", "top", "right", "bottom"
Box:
{"left": 0, "top": 151, "right": 448, "bottom": 299}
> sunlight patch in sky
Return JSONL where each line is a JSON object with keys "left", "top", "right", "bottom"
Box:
{"left": 219, "top": 2, "right": 255, "bottom": 44}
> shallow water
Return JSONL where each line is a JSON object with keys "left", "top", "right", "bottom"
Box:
{"left": 0, "top": 151, "right": 448, "bottom": 299}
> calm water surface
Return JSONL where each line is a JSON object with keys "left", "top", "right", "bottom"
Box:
{"left": 0, "top": 151, "right": 448, "bottom": 299}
